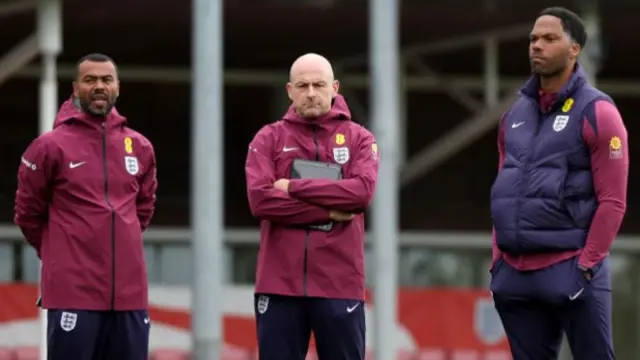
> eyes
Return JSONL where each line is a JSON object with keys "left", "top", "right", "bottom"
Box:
{"left": 295, "top": 82, "right": 327, "bottom": 89}
{"left": 529, "top": 34, "right": 559, "bottom": 44}
{"left": 81, "top": 75, "right": 115, "bottom": 85}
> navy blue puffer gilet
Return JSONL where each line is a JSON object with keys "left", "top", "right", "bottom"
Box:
{"left": 490, "top": 65, "right": 612, "bottom": 255}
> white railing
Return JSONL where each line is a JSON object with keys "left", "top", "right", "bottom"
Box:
{"left": 1, "top": 224, "right": 640, "bottom": 251}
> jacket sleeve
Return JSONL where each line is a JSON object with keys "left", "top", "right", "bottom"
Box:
{"left": 246, "top": 126, "right": 331, "bottom": 224}
{"left": 137, "top": 142, "right": 158, "bottom": 231}
{"left": 14, "top": 136, "right": 54, "bottom": 257}
{"left": 578, "top": 100, "right": 628, "bottom": 269}
{"left": 288, "top": 129, "right": 379, "bottom": 212}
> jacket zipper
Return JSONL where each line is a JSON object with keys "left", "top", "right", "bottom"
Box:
{"left": 101, "top": 122, "right": 116, "bottom": 309}
{"left": 514, "top": 98, "right": 545, "bottom": 253}
{"left": 302, "top": 125, "right": 320, "bottom": 296}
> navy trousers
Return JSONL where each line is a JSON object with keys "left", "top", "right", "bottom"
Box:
{"left": 255, "top": 294, "right": 365, "bottom": 360}
{"left": 47, "top": 309, "right": 150, "bottom": 360}
{"left": 490, "top": 255, "right": 614, "bottom": 360}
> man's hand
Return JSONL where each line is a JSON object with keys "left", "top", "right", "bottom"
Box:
{"left": 578, "top": 265, "right": 594, "bottom": 281}
{"left": 273, "top": 179, "right": 290, "bottom": 193}
{"left": 329, "top": 210, "right": 355, "bottom": 222}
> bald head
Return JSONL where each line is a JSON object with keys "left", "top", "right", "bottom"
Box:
{"left": 289, "top": 53, "right": 335, "bottom": 81}
{"left": 286, "top": 53, "right": 340, "bottom": 118}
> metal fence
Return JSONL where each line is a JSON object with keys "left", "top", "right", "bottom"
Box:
{"left": 1, "top": 224, "right": 640, "bottom": 358}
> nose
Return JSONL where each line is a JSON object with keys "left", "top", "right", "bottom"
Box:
{"left": 306, "top": 85, "right": 316, "bottom": 97}
{"left": 94, "top": 80, "right": 107, "bottom": 91}
{"left": 530, "top": 40, "right": 543, "bottom": 54}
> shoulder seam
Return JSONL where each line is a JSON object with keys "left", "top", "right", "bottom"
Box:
{"left": 579, "top": 97, "right": 612, "bottom": 140}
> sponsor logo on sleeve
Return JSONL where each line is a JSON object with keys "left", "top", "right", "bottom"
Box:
{"left": 609, "top": 136, "right": 623, "bottom": 159}
{"left": 21, "top": 157, "right": 37, "bottom": 170}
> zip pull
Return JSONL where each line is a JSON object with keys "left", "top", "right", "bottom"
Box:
{"left": 102, "top": 121, "right": 106, "bottom": 129}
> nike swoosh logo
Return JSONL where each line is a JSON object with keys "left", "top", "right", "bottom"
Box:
{"left": 144, "top": 317, "right": 150, "bottom": 324}
{"left": 69, "top": 161, "right": 86, "bottom": 169}
{"left": 569, "top": 288, "right": 584, "bottom": 300}
{"left": 283, "top": 146, "right": 298, "bottom": 152}
{"left": 512, "top": 121, "right": 526, "bottom": 128}
{"left": 346, "top": 303, "right": 360, "bottom": 313}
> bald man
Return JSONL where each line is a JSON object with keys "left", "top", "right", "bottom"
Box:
{"left": 245, "top": 53, "right": 379, "bottom": 360}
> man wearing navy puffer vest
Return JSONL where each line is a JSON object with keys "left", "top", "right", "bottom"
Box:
{"left": 489, "top": 7, "right": 628, "bottom": 360}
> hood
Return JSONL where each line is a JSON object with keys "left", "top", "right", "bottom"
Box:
{"left": 282, "top": 94, "right": 351, "bottom": 129}
{"left": 53, "top": 96, "right": 127, "bottom": 130}
{"left": 519, "top": 63, "right": 589, "bottom": 104}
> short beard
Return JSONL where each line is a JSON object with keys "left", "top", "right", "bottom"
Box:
{"left": 531, "top": 59, "right": 568, "bottom": 78}
{"left": 79, "top": 97, "right": 114, "bottom": 117}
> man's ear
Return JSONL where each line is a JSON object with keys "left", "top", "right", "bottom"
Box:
{"left": 285, "top": 82, "right": 293, "bottom": 101}
{"left": 570, "top": 42, "right": 581, "bottom": 61}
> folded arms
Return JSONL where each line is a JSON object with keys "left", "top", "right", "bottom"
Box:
{"left": 245, "top": 126, "right": 379, "bottom": 225}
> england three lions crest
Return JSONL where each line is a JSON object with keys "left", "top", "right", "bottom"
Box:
{"left": 552, "top": 115, "right": 570, "bottom": 132}
{"left": 125, "top": 156, "right": 139, "bottom": 175}
{"left": 333, "top": 147, "right": 350, "bottom": 164}
{"left": 60, "top": 311, "right": 77, "bottom": 332}
{"left": 256, "top": 295, "right": 269, "bottom": 314}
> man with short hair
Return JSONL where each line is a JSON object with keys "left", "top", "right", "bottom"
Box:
{"left": 245, "top": 53, "right": 379, "bottom": 360}
{"left": 490, "top": 7, "right": 627, "bottom": 360}
{"left": 15, "top": 53, "right": 157, "bottom": 360}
